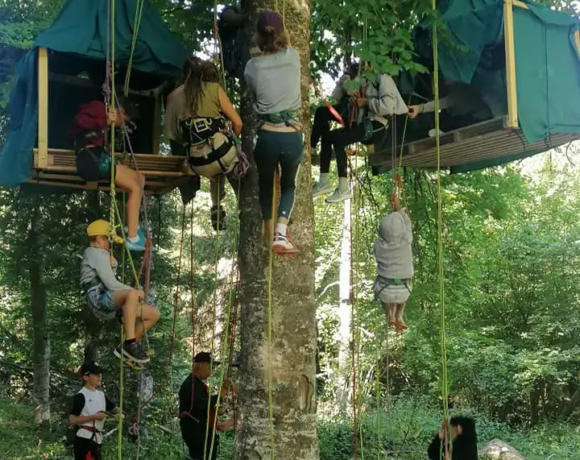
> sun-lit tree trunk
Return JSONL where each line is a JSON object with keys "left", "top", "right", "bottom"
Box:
{"left": 28, "top": 206, "right": 51, "bottom": 425}
{"left": 335, "top": 200, "right": 352, "bottom": 415}
{"left": 235, "top": 0, "right": 318, "bottom": 458}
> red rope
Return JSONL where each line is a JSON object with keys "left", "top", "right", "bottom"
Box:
{"left": 309, "top": 76, "right": 345, "bottom": 127}
{"left": 187, "top": 204, "right": 197, "bottom": 417}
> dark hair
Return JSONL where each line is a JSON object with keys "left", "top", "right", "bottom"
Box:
{"left": 114, "top": 93, "right": 140, "bottom": 120}
{"left": 182, "top": 58, "right": 220, "bottom": 116}
{"left": 256, "top": 27, "right": 289, "bottom": 53}
{"left": 450, "top": 416, "right": 478, "bottom": 459}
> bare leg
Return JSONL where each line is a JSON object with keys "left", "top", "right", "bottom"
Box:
{"left": 381, "top": 302, "right": 396, "bottom": 328}
{"left": 113, "top": 289, "right": 141, "bottom": 340}
{"left": 115, "top": 164, "right": 144, "bottom": 239}
{"left": 395, "top": 303, "right": 408, "bottom": 330}
{"left": 134, "top": 304, "right": 160, "bottom": 340}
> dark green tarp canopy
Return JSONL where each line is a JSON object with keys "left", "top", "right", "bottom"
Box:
{"left": 0, "top": 0, "right": 189, "bottom": 185}
{"left": 409, "top": 0, "right": 580, "bottom": 172}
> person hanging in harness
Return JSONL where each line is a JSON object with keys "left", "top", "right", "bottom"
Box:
{"left": 165, "top": 57, "right": 244, "bottom": 231}
{"left": 373, "top": 194, "right": 413, "bottom": 333}
{"left": 68, "top": 96, "right": 147, "bottom": 251}
{"left": 179, "top": 352, "right": 237, "bottom": 460}
{"left": 310, "top": 61, "right": 360, "bottom": 152}
{"left": 244, "top": 10, "right": 304, "bottom": 254}
{"left": 69, "top": 361, "right": 118, "bottom": 460}
{"left": 312, "top": 63, "right": 409, "bottom": 203}
{"left": 80, "top": 220, "right": 160, "bottom": 364}
{"left": 217, "top": 6, "right": 250, "bottom": 81}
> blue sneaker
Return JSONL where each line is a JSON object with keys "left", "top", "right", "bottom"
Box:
{"left": 125, "top": 234, "right": 146, "bottom": 252}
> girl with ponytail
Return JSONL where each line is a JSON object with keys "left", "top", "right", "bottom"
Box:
{"left": 244, "top": 11, "right": 303, "bottom": 254}
{"left": 165, "top": 57, "right": 243, "bottom": 231}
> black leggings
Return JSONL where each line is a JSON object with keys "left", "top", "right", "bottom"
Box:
{"left": 311, "top": 104, "right": 341, "bottom": 149}
{"left": 320, "top": 120, "right": 386, "bottom": 178}
{"left": 74, "top": 436, "right": 101, "bottom": 460}
{"left": 254, "top": 130, "right": 303, "bottom": 221}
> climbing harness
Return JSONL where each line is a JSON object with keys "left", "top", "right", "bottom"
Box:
{"left": 181, "top": 117, "right": 227, "bottom": 147}
{"left": 259, "top": 108, "right": 302, "bottom": 129}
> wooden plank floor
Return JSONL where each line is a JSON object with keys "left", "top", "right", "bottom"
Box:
{"left": 31, "top": 148, "right": 189, "bottom": 194}
{"left": 370, "top": 117, "right": 580, "bottom": 171}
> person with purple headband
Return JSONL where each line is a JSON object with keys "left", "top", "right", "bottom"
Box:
{"left": 244, "top": 10, "right": 303, "bottom": 255}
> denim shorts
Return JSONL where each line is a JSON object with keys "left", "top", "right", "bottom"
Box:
{"left": 87, "top": 286, "right": 120, "bottom": 321}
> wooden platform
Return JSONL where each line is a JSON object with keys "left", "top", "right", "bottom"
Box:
{"left": 30, "top": 148, "right": 189, "bottom": 194}
{"left": 370, "top": 117, "right": 580, "bottom": 173}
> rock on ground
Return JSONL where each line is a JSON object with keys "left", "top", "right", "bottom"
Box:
{"left": 480, "top": 439, "right": 525, "bottom": 460}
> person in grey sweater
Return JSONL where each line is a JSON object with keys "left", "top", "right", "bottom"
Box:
{"left": 80, "top": 220, "right": 159, "bottom": 363}
{"left": 313, "top": 64, "right": 409, "bottom": 203}
{"left": 244, "top": 10, "right": 303, "bottom": 254}
{"left": 373, "top": 195, "right": 413, "bottom": 332}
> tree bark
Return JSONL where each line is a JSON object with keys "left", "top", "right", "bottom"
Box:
{"left": 235, "top": 0, "right": 317, "bottom": 459}
{"left": 28, "top": 205, "right": 51, "bottom": 425}
{"left": 335, "top": 200, "right": 352, "bottom": 415}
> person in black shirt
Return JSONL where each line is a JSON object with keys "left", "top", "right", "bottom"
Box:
{"left": 69, "top": 362, "right": 118, "bottom": 460}
{"left": 179, "top": 352, "right": 235, "bottom": 460}
{"left": 427, "top": 416, "right": 478, "bottom": 460}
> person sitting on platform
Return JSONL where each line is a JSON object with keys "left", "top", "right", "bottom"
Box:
{"left": 165, "top": 57, "right": 243, "bottom": 232}
{"left": 408, "top": 68, "right": 506, "bottom": 135}
{"left": 310, "top": 61, "right": 360, "bottom": 152}
{"left": 312, "top": 63, "right": 408, "bottom": 203}
{"left": 80, "top": 220, "right": 160, "bottom": 364}
{"left": 244, "top": 10, "right": 304, "bottom": 254}
{"left": 179, "top": 352, "right": 238, "bottom": 460}
{"left": 69, "top": 96, "right": 146, "bottom": 252}
{"left": 69, "top": 361, "right": 118, "bottom": 460}
{"left": 373, "top": 194, "right": 413, "bottom": 333}
{"left": 427, "top": 416, "right": 478, "bottom": 460}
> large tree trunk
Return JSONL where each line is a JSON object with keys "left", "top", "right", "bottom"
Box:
{"left": 235, "top": 0, "right": 317, "bottom": 459}
{"left": 335, "top": 200, "right": 352, "bottom": 415}
{"left": 28, "top": 206, "right": 51, "bottom": 425}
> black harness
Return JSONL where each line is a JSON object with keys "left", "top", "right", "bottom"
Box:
{"left": 180, "top": 117, "right": 234, "bottom": 172}
{"left": 179, "top": 117, "right": 226, "bottom": 147}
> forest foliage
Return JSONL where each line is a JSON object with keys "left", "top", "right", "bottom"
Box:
{"left": 0, "top": 0, "right": 580, "bottom": 459}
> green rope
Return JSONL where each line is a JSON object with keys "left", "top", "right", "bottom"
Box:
{"left": 207, "top": 180, "right": 242, "bottom": 460}
{"left": 266, "top": 173, "right": 276, "bottom": 460}
{"left": 124, "top": 0, "right": 145, "bottom": 96}
{"left": 431, "top": 0, "right": 450, "bottom": 456}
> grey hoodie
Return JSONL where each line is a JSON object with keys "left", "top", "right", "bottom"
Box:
{"left": 80, "top": 247, "right": 132, "bottom": 292}
{"left": 374, "top": 209, "right": 414, "bottom": 280}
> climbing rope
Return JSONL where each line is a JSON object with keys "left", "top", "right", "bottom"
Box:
{"left": 124, "top": 0, "right": 145, "bottom": 96}
{"left": 430, "top": 0, "right": 450, "bottom": 457}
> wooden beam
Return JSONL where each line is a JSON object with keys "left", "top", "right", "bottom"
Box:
{"left": 152, "top": 94, "right": 161, "bottom": 156}
{"left": 504, "top": 0, "right": 519, "bottom": 128}
{"left": 513, "top": 0, "right": 529, "bottom": 9}
{"left": 37, "top": 48, "right": 49, "bottom": 169}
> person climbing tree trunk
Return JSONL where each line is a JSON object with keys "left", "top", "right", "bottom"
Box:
{"left": 236, "top": 0, "right": 318, "bottom": 459}
{"left": 28, "top": 205, "right": 51, "bottom": 425}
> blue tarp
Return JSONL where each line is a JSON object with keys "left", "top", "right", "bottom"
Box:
{"left": 0, "top": 0, "right": 188, "bottom": 185}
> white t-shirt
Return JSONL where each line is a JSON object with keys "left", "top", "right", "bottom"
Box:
{"left": 70, "top": 386, "right": 115, "bottom": 444}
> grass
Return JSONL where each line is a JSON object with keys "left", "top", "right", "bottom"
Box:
{"left": 1, "top": 395, "right": 579, "bottom": 460}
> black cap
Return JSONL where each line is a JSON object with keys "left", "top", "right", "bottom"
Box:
{"left": 194, "top": 352, "right": 221, "bottom": 365}
{"left": 80, "top": 361, "right": 104, "bottom": 376}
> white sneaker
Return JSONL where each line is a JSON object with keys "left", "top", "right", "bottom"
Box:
{"left": 326, "top": 188, "right": 352, "bottom": 203}
{"left": 428, "top": 129, "right": 446, "bottom": 138}
{"left": 272, "top": 232, "right": 298, "bottom": 254}
{"left": 313, "top": 182, "right": 334, "bottom": 198}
